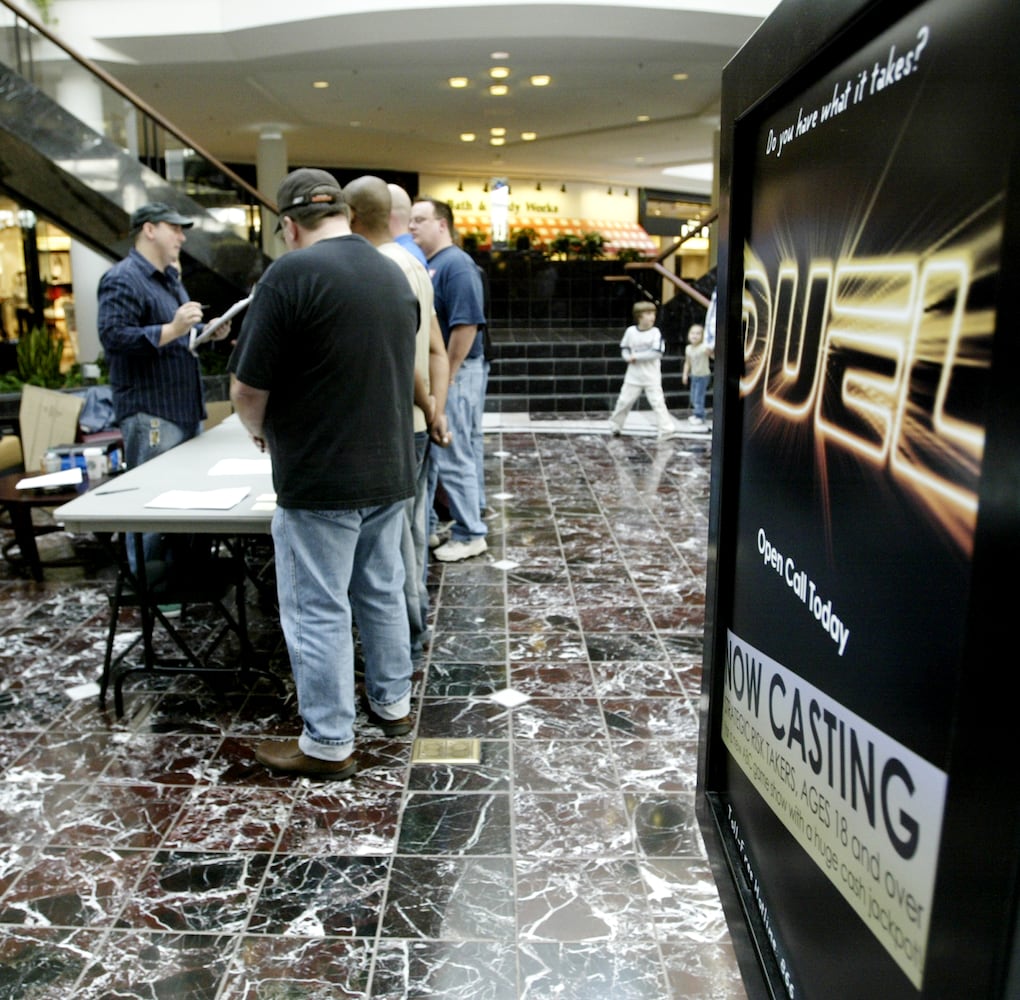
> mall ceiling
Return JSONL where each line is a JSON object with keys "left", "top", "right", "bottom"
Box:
{"left": 75, "top": 3, "right": 779, "bottom": 198}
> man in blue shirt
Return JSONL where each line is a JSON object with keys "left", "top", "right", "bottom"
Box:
{"left": 409, "top": 197, "right": 488, "bottom": 562}
{"left": 98, "top": 202, "right": 231, "bottom": 569}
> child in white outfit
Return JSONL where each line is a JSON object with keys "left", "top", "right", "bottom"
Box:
{"left": 608, "top": 301, "right": 677, "bottom": 440}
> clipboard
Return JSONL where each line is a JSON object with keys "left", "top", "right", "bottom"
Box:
{"left": 189, "top": 296, "right": 251, "bottom": 352}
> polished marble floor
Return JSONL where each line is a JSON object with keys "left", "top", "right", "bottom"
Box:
{"left": 0, "top": 415, "right": 748, "bottom": 998}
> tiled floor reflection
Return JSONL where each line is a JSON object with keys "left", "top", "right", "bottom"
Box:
{"left": 0, "top": 424, "right": 747, "bottom": 999}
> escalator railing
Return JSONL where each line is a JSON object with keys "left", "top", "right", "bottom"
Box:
{"left": 0, "top": 0, "right": 275, "bottom": 249}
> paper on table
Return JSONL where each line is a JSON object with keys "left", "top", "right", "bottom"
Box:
{"left": 189, "top": 295, "right": 251, "bottom": 352}
{"left": 16, "top": 467, "right": 84, "bottom": 490}
{"left": 145, "top": 486, "right": 251, "bottom": 510}
{"left": 208, "top": 458, "right": 272, "bottom": 476}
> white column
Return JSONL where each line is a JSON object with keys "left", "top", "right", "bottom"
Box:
{"left": 257, "top": 127, "right": 288, "bottom": 259}
{"left": 69, "top": 242, "right": 111, "bottom": 364}
{"left": 55, "top": 63, "right": 105, "bottom": 137}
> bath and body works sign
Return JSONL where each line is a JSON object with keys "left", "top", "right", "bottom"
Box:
{"left": 702, "top": 0, "right": 1017, "bottom": 996}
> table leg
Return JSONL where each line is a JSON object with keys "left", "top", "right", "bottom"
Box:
{"left": 5, "top": 502, "right": 44, "bottom": 581}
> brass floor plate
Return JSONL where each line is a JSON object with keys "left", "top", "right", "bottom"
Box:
{"left": 412, "top": 737, "right": 482, "bottom": 764}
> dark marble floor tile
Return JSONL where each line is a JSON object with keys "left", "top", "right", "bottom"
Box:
{"left": 223, "top": 936, "right": 375, "bottom": 998}
{"left": 513, "top": 739, "right": 616, "bottom": 793}
{"left": 625, "top": 793, "right": 705, "bottom": 858}
{"left": 278, "top": 786, "right": 402, "bottom": 856}
{"left": 611, "top": 738, "right": 700, "bottom": 793}
{"left": 0, "top": 926, "right": 104, "bottom": 997}
{"left": 98, "top": 732, "right": 226, "bottom": 786}
{"left": 515, "top": 857, "right": 655, "bottom": 943}
{"left": 120, "top": 849, "right": 270, "bottom": 932}
{"left": 415, "top": 698, "right": 511, "bottom": 740}
{"left": 577, "top": 605, "right": 654, "bottom": 632}
{"left": 248, "top": 854, "right": 389, "bottom": 937}
{"left": 434, "top": 604, "right": 507, "bottom": 631}
{"left": 507, "top": 633, "right": 587, "bottom": 662}
{"left": 511, "top": 698, "right": 607, "bottom": 741}
{"left": 371, "top": 940, "right": 519, "bottom": 999}
{"left": 508, "top": 662, "right": 595, "bottom": 699}
{"left": 424, "top": 662, "right": 509, "bottom": 698}
{"left": 515, "top": 790, "right": 633, "bottom": 858}
{"left": 397, "top": 793, "right": 512, "bottom": 856}
{"left": 430, "top": 632, "right": 508, "bottom": 664}
{"left": 382, "top": 855, "right": 515, "bottom": 939}
{"left": 51, "top": 782, "right": 190, "bottom": 849}
{"left": 584, "top": 631, "right": 668, "bottom": 662}
{"left": 0, "top": 780, "right": 94, "bottom": 847}
{"left": 78, "top": 929, "right": 237, "bottom": 997}
{"left": 589, "top": 661, "right": 686, "bottom": 699}
{"left": 408, "top": 740, "right": 511, "bottom": 792}
{"left": 0, "top": 845, "right": 151, "bottom": 928}
{"left": 602, "top": 697, "right": 700, "bottom": 741}
{"left": 517, "top": 940, "right": 670, "bottom": 1000}
{"left": 161, "top": 786, "right": 291, "bottom": 852}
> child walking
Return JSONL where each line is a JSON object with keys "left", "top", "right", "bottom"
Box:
{"left": 608, "top": 301, "right": 677, "bottom": 441}
{"left": 682, "top": 322, "right": 713, "bottom": 427}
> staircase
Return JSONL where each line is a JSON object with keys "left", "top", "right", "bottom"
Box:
{"left": 486, "top": 329, "right": 697, "bottom": 414}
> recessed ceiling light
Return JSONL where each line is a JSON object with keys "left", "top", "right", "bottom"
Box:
{"left": 672, "top": 72, "right": 689, "bottom": 81}
{"left": 637, "top": 114, "right": 651, "bottom": 122}
{"left": 489, "top": 84, "right": 509, "bottom": 96}
{"left": 530, "top": 75, "right": 551, "bottom": 87}
{"left": 460, "top": 132, "right": 477, "bottom": 142}
{"left": 490, "top": 127, "right": 506, "bottom": 136}
{"left": 448, "top": 76, "right": 469, "bottom": 88}
{"left": 521, "top": 132, "right": 537, "bottom": 141}
{"left": 663, "top": 162, "right": 714, "bottom": 181}
{"left": 490, "top": 51, "right": 509, "bottom": 60}
{"left": 489, "top": 66, "right": 510, "bottom": 80}
{"left": 312, "top": 81, "right": 329, "bottom": 89}
{"left": 490, "top": 136, "right": 506, "bottom": 146}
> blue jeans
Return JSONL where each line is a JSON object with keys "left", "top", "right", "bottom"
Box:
{"left": 402, "top": 432, "right": 430, "bottom": 650}
{"left": 689, "top": 374, "right": 710, "bottom": 419}
{"left": 474, "top": 358, "right": 490, "bottom": 510}
{"left": 119, "top": 411, "right": 201, "bottom": 573}
{"left": 428, "top": 356, "right": 487, "bottom": 542}
{"left": 272, "top": 502, "right": 412, "bottom": 761}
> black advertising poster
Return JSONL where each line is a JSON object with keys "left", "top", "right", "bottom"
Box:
{"left": 711, "top": 0, "right": 1010, "bottom": 995}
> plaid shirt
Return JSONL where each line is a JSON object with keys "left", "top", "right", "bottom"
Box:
{"left": 97, "top": 248, "right": 206, "bottom": 427}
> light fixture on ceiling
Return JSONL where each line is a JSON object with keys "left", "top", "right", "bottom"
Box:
{"left": 561, "top": 183, "right": 567, "bottom": 193}
{"left": 521, "top": 132, "right": 537, "bottom": 142}
{"left": 457, "top": 180, "right": 463, "bottom": 192}
{"left": 624, "top": 188, "right": 629, "bottom": 196}
{"left": 489, "top": 84, "right": 509, "bottom": 96}
{"left": 448, "top": 76, "right": 469, "bottom": 88}
{"left": 607, "top": 186, "right": 613, "bottom": 195}
{"left": 460, "top": 132, "right": 476, "bottom": 142}
{"left": 490, "top": 135, "right": 506, "bottom": 145}
{"left": 530, "top": 74, "right": 551, "bottom": 87}
{"left": 483, "top": 181, "right": 489, "bottom": 192}
{"left": 491, "top": 51, "right": 509, "bottom": 59}
{"left": 490, "top": 127, "right": 506, "bottom": 137}
{"left": 535, "top": 181, "right": 542, "bottom": 191}
{"left": 489, "top": 66, "right": 510, "bottom": 80}
{"left": 312, "top": 80, "right": 329, "bottom": 89}
{"left": 636, "top": 114, "right": 651, "bottom": 122}
{"left": 672, "top": 72, "right": 689, "bottom": 81}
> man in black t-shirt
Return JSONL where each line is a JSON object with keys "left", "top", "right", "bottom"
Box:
{"left": 230, "top": 168, "right": 419, "bottom": 779}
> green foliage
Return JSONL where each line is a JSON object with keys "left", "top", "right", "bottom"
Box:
{"left": 580, "top": 231, "right": 606, "bottom": 259}
{"left": 615, "top": 247, "right": 645, "bottom": 263}
{"left": 28, "top": 0, "right": 57, "bottom": 25}
{"left": 17, "top": 326, "right": 65, "bottom": 388}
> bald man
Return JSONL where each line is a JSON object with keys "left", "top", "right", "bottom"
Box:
{"left": 346, "top": 175, "right": 450, "bottom": 653}
{"left": 388, "top": 182, "right": 428, "bottom": 269}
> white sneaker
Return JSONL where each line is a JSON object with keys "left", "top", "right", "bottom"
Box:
{"left": 433, "top": 537, "right": 488, "bottom": 562}
{"left": 428, "top": 533, "right": 441, "bottom": 549}
{"left": 688, "top": 415, "right": 704, "bottom": 425}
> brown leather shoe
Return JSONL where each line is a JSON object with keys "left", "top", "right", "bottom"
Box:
{"left": 365, "top": 709, "right": 414, "bottom": 736}
{"left": 255, "top": 738, "right": 356, "bottom": 779}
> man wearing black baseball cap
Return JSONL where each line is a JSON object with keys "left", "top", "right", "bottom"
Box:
{"left": 98, "top": 201, "right": 233, "bottom": 580}
{"left": 231, "top": 167, "right": 420, "bottom": 778}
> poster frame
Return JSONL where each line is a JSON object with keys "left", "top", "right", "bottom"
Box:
{"left": 696, "top": 0, "right": 1020, "bottom": 996}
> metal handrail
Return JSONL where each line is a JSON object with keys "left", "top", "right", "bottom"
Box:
{"left": 0, "top": 0, "right": 276, "bottom": 218}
